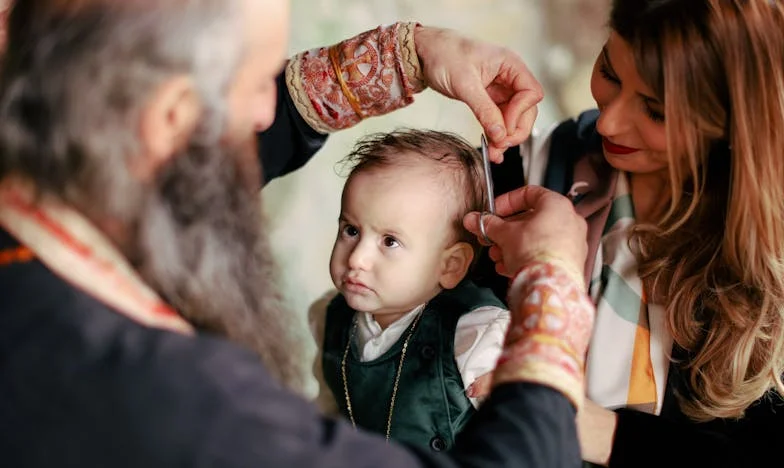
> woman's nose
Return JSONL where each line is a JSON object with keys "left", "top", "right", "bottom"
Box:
{"left": 596, "top": 95, "right": 634, "bottom": 138}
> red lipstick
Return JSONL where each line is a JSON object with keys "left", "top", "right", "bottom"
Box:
{"left": 602, "top": 137, "right": 640, "bottom": 155}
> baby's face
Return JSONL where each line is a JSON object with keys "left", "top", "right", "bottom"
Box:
{"left": 329, "top": 160, "right": 458, "bottom": 326}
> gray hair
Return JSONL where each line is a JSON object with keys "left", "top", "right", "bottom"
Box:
{"left": 0, "top": 0, "right": 244, "bottom": 220}
{"left": 0, "top": 0, "right": 315, "bottom": 395}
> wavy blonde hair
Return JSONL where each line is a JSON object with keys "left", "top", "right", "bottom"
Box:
{"left": 611, "top": 0, "right": 784, "bottom": 421}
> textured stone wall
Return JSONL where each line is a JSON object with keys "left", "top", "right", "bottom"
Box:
{"left": 263, "top": 0, "right": 610, "bottom": 395}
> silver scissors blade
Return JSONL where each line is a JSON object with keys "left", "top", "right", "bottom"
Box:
{"left": 480, "top": 134, "right": 495, "bottom": 215}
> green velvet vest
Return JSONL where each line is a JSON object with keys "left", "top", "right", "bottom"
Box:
{"left": 322, "top": 280, "right": 505, "bottom": 452}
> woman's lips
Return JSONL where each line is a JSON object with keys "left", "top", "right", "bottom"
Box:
{"left": 602, "top": 137, "right": 640, "bottom": 155}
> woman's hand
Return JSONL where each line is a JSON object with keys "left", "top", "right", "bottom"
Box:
{"left": 415, "top": 26, "right": 543, "bottom": 162}
{"left": 577, "top": 399, "right": 618, "bottom": 466}
{"left": 463, "top": 185, "right": 588, "bottom": 281}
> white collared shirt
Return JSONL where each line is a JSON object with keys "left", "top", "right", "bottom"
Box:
{"left": 354, "top": 304, "right": 511, "bottom": 409}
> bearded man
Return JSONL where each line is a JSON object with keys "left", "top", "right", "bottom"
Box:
{"left": 0, "top": 1, "right": 594, "bottom": 467}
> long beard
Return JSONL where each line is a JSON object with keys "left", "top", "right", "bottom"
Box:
{"left": 128, "top": 138, "right": 310, "bottom": 395}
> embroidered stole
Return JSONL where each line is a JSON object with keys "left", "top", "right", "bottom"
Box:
{"left": 0, "top": 180, "right": 192, "bottom": 335}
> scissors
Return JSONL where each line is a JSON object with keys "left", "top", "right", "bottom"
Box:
{"left": 479, "top": 134, "right": 495, "bottom": 244}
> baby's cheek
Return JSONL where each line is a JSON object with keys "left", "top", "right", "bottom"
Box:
{"left": 328, "top": 250, "right": 344, "bottom": 284}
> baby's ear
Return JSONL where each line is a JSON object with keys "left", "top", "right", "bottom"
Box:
{"left": 439, "top": 242, "right": 474, "bottom": 289}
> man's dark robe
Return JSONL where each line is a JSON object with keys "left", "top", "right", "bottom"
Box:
{"left": 0, "top": 74, "right": 581, "bottom": 468}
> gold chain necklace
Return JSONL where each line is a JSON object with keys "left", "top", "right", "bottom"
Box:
{"left": 341, "top": 310, "right": 424, "bottom": 442}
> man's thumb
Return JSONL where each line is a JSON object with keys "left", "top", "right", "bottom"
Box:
{"left": 464, "top": 211, "right": 502, "bottom": 244}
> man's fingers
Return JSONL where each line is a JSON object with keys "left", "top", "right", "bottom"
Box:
{"left": 463, "top": 211, "right": 483, "bottom": 237}
{"left": 494, "top": 185, "right": 570, "bottom": 217}
{"left": 506, "top": 105, "right": 538, "bottom": 147}
{"left": 497, "top": 56, "right": 543, "bottom": 139}
{"left": 487, "top": 143, "right": 506, "bottom": 164}
{"left": 488, "top": 245, "right": 503, "bottom": 263}
{"left": 463, "top": 211, "right": 502, "bottom": 245}
{"left": 501, "top": 93, "right": 539, "bottom": 145}
{"left": 456, "top": 74, "right": 507, "bottom": 144}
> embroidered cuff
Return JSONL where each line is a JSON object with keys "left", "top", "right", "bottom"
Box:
{"left": 285, "top": 22, "right": 426, "bottom": 134}
{"left": 493, "top": 360, "right": 585, "bottom": 411}
{"left": 494, "top": 260, "right": 595, "bottom": 409}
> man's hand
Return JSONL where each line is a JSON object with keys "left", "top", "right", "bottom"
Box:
{"left": 414, "top": 26, "right": 543, "bottom": 163}
{"left": 463, "top": 185, "right": 588, "bottom": 280}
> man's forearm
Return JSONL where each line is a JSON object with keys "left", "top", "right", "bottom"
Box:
{"left": 450, "top": 383, "right": 581, "bottom": 468}
{"left": 257, "top": 22, "right": 426, "bottom": 185}
{"left": 257, "top": 72, "right": 328, "bottom": 185}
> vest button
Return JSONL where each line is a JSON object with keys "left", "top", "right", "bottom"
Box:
{"left": 429, "top": 435, "right": 447, "bottom": 452}
{"left": 420, "top": 345, "right": 436, "bottom": 360}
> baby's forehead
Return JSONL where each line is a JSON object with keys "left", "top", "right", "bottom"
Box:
{"left": 357, "top": 158, "right": 462, "bottom": 195}
{"left": 346, "top": 162, "right": 465, "bottom": 221}
{"left": 379, "top": 151, "right": 464, "bottom": 181}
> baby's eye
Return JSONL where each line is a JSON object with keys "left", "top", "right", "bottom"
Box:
{"left": 342, "top": 224, "right": 359, "bottom": 237}
{"left": 382, "top": 236, "right": 400, "bottom": 248}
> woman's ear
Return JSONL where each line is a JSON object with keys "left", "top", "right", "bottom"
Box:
{"left": 439, "top": 242, "right": 475, "bottom": 289}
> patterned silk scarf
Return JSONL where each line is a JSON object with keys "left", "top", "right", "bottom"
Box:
{"left": 523, "top": 133, "right": 673, "bottom": 414}
{"left": 581, "top": 171, "right": 672, "bottom": 414}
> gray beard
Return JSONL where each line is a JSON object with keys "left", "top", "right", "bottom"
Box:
{"left": 127, "top": 139, "right": 310, "bottom": 395}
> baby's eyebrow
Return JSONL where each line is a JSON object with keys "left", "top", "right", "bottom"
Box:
{"left": 384, "top": 228, "right": 405, "bottom": 239}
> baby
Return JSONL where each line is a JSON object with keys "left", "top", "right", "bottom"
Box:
{"left": 317, "top": 129, "right": 510, "bottom": 452}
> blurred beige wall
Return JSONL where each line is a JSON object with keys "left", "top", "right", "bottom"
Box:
{"left": 262, "top": 0, "right": 609, "bottom": 396}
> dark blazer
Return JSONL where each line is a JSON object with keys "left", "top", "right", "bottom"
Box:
{"left": 473, "top": 110, "right": 784, "bottom": 468}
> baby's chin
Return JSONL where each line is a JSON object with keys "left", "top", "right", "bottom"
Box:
{"left": 342, "top": 293, "right": 409, "bottom": 320}
{"left": 341, "top": 289, "right": 379, "bottom": 313}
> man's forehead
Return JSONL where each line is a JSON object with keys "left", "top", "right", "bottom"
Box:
{"left": 243, "top": 0, "right": 289, "bottom": 36}
{"left": 46, "top": 0, "right": 146, "bottom": 13}
{"left": 19, "top": 0, "right": 284, "bottom": 36}
{"left": 242, "top": 0, "right": 289, "bottom": 58}
{"left": 36, "top": 0, "right": 232, "bottom": 16}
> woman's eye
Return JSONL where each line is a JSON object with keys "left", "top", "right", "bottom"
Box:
{"left": 645, "top": 104, "right": 665, "bottom": 123}
{"left": 599, "top": 64, "right": 620, "bottom": 85}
